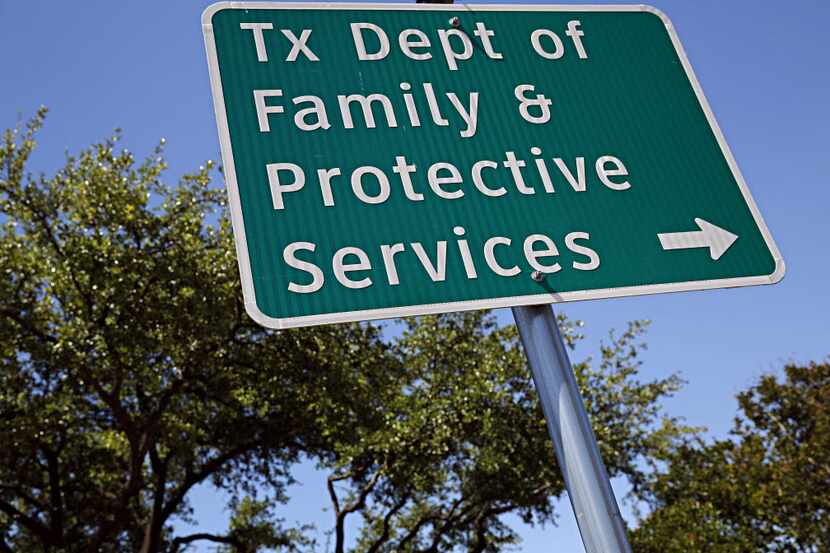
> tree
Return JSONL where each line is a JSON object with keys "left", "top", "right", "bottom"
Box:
{"left": 0, "top": 109, "right": 392, "bottom": 551}
{"left": 632, "top": 362, "right": 830, "bottom": 552}
{"left": 312, "top": 313, "right": 689, "bottom": 553}
{"left": 1, "top": 111, "right": 690, "bottom": 552}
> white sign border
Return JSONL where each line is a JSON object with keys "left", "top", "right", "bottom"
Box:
{"left": 202, "top": 2, "right": 785, "bottom": 330}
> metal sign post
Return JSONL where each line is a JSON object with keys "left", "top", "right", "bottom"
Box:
{"left": 513, "top": 303, "right": 632, "bottom": 553}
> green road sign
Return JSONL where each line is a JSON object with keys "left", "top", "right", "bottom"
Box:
{"left": 202, "top": 2, "right": 783, "bottom": 329}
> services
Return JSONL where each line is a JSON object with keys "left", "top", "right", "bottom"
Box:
{"left": 282, "top": 226, "right": 600, "bottom": 294}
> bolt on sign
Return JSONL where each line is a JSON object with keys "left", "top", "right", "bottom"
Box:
{"left": 202, "top": 2, "right": 783, "bottom": 329}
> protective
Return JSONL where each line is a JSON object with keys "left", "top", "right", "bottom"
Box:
{"left": 266, "top": 149, "right": 632, "bottom": 211}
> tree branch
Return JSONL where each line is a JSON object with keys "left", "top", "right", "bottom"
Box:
{"left": 161, "top": 441, "right": 259, "bottom": 521}
{"left": 0, "top": 308, "right": 56, "bottom": 345}
{"left": 0, "top": 498, "right": 51, "bottom": 543}
{"left": 43, "top": 446, "right": 65, "bottom": 544}
{"left": 333, "top": 466, "right": 384, "bottom": 553}
{"left": 327, "top": 473, "right": 345, "bottom": 517}
{"left": 170, "top": 532, "right": 241, "bottom": 553}
{"left": 0, "top": 485, "right": 47, "bottom": 514}
{"left": 139, "top": 444, "right": 169, "bottom": 553}
{"left": 467, "top": 503, "right": 517, "bottom": 553}
{"left": 365, "top": 494, "right": 410, "bottom": 553}
{"left": 419, "top": 497, "right": 476, "bottom": 553}
{"left": 397, "top": 512, "right": 439, "bottom": 552}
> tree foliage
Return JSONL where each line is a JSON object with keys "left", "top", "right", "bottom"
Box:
{"left": 0, "top": 109, "right": 391, "bottom": 551}
{"left": 632, "top": 362, "right": 830, "bottom": 553}
{"left": 0, "top": 111, "right": 688, "bottom": 551}
{"left": 316, "top": 313, "right": 687, "bottom": 553}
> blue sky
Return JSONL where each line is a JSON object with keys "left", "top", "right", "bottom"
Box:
{"left": 2, "top": 0, "right": 828, "bottom": 551}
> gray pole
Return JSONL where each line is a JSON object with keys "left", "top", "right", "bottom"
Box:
{"left": 512, "top": 304, "right": 633, "bottom": 553}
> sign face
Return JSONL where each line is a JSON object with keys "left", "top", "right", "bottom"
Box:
{"left": 202, "top": 2, "right": 783, "bottom": 329}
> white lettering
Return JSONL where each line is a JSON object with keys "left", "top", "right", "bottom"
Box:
{"left": 565, "top": 20, "right": 588, "bottom": 59}
{"left": 554, "top": 157, "right": 586, "bottom": 192}
{"left": 399, "top": 29, "right": 432, "bottom": 60}
{"left": 283, "top": 242, "right": 324, "bottom": 293}
{"left": 437, "top": 28, "right": 473, "bottom": 71}
{"left": 530, "top": 29, "right": 565, "bottom": 59}
{"left": 411, "top": 241, "right": 447, "bottom": 281}
{"left": 427, "top": 162, "right": 464, "bottom": 200}
{"left": 351, "top": 166, "right": 390, "bottom": 204}
{"left": 337, "top": 93, "right": 398, "bottom": 129}
{"left": 292, "top": 95, "right": 330, "bottom": 131}
{"left": 446, "top": 92, "right": 479, "bottom": 138}
{"left": 380, "top": 243, "right": 405, "bottom": 285}
{"left": 316, "top": 167, "right": 340, "bottom": 207}
{"left": 565, "top": 232, "right": 600, "bottom": 270}
{"left": 333, "top": 247, "right": 372, "bottom": 289}
{"left": 471, "top": 160, "right": 505, "bottom": 197}
{"left": 281, "top": 29, "right": 319, "bottom": 61}
{"left": 473, "top": 22, "right": 503, "bottom": 59}
{"left": 254, "top": 89, "right": 284, "bottom": 132}
{"left": 351, "top": 22, "right": 390, "bottom": 61}
{"left": 240, "top": 22, "right": 273, "bottom": 62}
{"left": 266, "top": 162, "right": 304, "bottom": 210}
{"left": 484, "top": 236, "right": 520, "bottom": 277}
{"left": 595, "top": 155, "right": 631, "bottom": 190}
{"left": 523, "top": 234, "right": 562, "bottom": 273}
{"left": 392, "top": 155, "right": 423, "bottom": 201}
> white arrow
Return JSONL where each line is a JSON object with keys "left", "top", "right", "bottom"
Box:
{"left": 658, "top": 218, "right": 739, "bottom": 260}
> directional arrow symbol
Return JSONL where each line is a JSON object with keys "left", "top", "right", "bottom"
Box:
{"left": 658, "top": 218, "right": 739, "bottom": 260}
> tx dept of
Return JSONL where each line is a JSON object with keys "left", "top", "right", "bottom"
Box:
{"left": 241, "top": 19, "right": 589, "bottom": 68}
